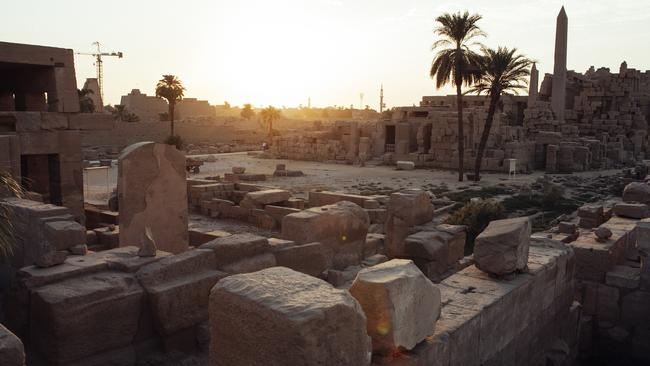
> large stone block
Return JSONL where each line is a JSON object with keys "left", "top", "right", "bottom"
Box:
{"left": 282, "top": 201, "right": 369, "bottom": 269}
{"left": 0, "top": 324, "right": 25, "bottom": 366}
{"left": 43, "top": 220, "right": 86, "bottom": 251}
{"left": 209, "top": 267, "right": 371, "bottom": 366}
{"left": 239, "top": 189, "right": 291, "bottom": 208}
{"left": 474, "top": 217, "right": 531, "bottom": 275}
{"left": 31, "top": 272, "right": 143, "bottom": 364}
{"left": 118, "top": 142, "right": 188, "bottom": 254}
{"left": 385, "top": 189, "right": 434, "bottom": 258}
{"left": 273, "top": 242, "right": 332, "bottom": 277}
{"left": 349, "top": 259, "right": 441, "bottom": 354}
{"left": 613, "top": 203, "right": 650, "bottom": 219}
{"left": 622, "top": 182, "right": 650, "bottom": 204}
{"left": 199, "top": 233, "right": 270, "bottom": 268}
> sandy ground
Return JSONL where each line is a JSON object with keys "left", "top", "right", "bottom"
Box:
{"left": 84, "top": 151, "right": 624, "bottom": 203}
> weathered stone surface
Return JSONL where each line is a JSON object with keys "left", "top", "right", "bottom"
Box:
{"left": 613, "top": 203, "right": 650, "bottom": 219}
{"left": 199, "top": 233, "right": 270, "bottom": 267}
{"left": 240, "top": 189, "right": 290, "bottom": 208}
{"left": 232, "top": 166, "right": 246, "bottom": 174}
{"left": 31, "top": 272, "right": 143, "bottom": 364}
{"left": 282, "top": 201, "right": 369, "bottom": 269}
{"left": 350, "top": 259, "right": 441, "bottom": 354}
{"left": 0, "top": 324, "right": 25, "bottom": 366}
{"left": 209, "top": 267, "right": 371, "bottom": 366}
{"left": 69, "top": 244, "right": 88, "bottom": 255}
{"left": 578, "top": 204, "right": 605, "bottom": 229}
{"left": 385, "top": 189, "right": 434, "bottom": 258}
{"left": 35, "top": 251, "right": 67, "bottom": 268}
{"left": 595, "top": 227, "right": 613, "bottom": 241}
{"left": 138, "top": 227, "right": 157, "bottom": 257}
{"left": 220, "top": 253, "right": 277, "bottom": 274}
{"left": 558, "top": 221, "right": 577, "bottom": 234}
{"left": 474, "top": 217, "right": 531, "bottom": 275}
{"left": 396, "top": 161, "right": 415, "bottom": 170}
{"left": 605, "top": 265, "right": 640, "bottom": 289}
{"left": 118, "top": 142, "right": 188, "bottom": 254}
{"left": 623, "top": 182, "right": 650, "bottom": 204}
{"left": 43, "top": 220, "right": 85, "bottom": 251}
{"left": 273, "top": 242, "right": 333, "bottom": 277}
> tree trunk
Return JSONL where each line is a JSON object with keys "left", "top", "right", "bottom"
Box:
{"left": 170, "top": 103, "right": 175, "bottom": 137}
{"left": 456, "top": 81, "right": 464, "bottom": 182}
{"left": 269, "top": 119, "right": 273, "bottom": 146}
{"left": 473, "top": 92, "right": 500, "bottom": 181}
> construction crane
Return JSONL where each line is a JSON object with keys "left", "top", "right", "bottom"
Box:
{"left": 76, "top": 42, "right": 123, "bottom": 102}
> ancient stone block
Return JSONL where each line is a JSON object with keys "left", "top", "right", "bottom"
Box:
{"left": 605, "top": 265, "right": 640, "bottom": 289}
{"left": 0, "top": 323, "right": 25, "bottom": 366}
{"left": 396, "top": 161, "right": 415, "bottom": 170}
{"left": 282, "top": 201, "right": 369, "bottom": 269}
{"left": 385, "top": 189, "right": 434, "bottom": 258}
{"left": 220, "top": 253, "right": 277, "bottom": 274}
{"left": 613, "top": 203, "right": 650, "bottom": 219}
{"left": 31, "top": 272, "right": 144, "bottom": 364}
{"left": 209, "top": 267, "right": 371, "bottom": 366}
{"left": 118, "top": 142, "right": 188, "bottom": 254}
{"left": 239, "top": 189, "right": 290, "bottom": 208}
{"left": 474, "top": 217, "right": 531, "bottom": 275}
{"left": 43, "top": 220, "right": 86, "bottom": 251}
{"left": 623, "top": 182, "right": 650, "bottom": 204}
{"left": 273, "top": 242, "right": 333, "bottom": 277}
{"left": 198, "top": 233, "right": 270, "bottom": 268}
{"left": 350, "top": 259, "right": 441, "bottom": 354}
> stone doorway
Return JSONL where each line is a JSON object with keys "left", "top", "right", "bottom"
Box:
{"left": 20, "top": 153, "right": 62, "bottom": 205}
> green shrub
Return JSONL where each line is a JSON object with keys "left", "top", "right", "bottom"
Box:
{"left": 541, "top": 181, "right": 564, "bottom": 209}
{"left": 446, "top": 199, "right": 505, "bottom": 254}
{"left": 164, "top": 135, "right": 185, "bottom": 150}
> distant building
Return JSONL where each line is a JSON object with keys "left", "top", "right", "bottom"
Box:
{"left": 176, "top": 97, "right": 214, "bottom": 119}
{"left": 120, "top": 89, "right": 167, "bottom": 122}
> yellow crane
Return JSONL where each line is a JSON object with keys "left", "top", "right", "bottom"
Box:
{"left": 76, "top": 41, "right": 123, "bottom": 101}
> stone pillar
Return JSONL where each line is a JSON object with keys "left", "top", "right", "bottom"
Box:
{"left": 118, "top": 142, "right": 188, "bottom": 254}
{"left": 528, "top": 63, "right": 539, "bottom": 106}
{"left": 546, "top": 144, "right": 558, "bottom": 173}
{"left": 347, "top": 122, "right": 360, "bottom": 161}
{"left": 551, "top": 7, "right": 568, "bottom": 121}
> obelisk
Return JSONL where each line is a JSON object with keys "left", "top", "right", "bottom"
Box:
{"left": 528, "top": 63, "right": 539, "bottom": 106}
{"left": 551, "top": 6, "right": 568, "bottom": 121}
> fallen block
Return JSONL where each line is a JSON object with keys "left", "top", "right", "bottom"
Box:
{"left": 209, "top": 267, "right": 371, "bottom": 366}
{"left": 396, "top": 161, "right": 415, "bottom": 170}
{"left": 474, "top": 216, "right": 531, "bottom": 275}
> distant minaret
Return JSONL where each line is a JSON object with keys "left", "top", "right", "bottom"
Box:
{"left": 308, "top": 97, "right": 311, "bottom": 108}
{"left": 528, "top": 63, "right": 539, "bottom": 106}
{"left": 551, "top": 6, "right": 568, "bottom": 121}
{"left": 379, "top": 84, "right": 385, "bottom": 113}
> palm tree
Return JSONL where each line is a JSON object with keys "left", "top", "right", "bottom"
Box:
{"left": 155, "top": 75, "right": 185, "bottom": 137}
{"left": 260, "top": 106, "right": 281, "bottom": 145}
{"left": 430, "top": 11, "right": 485, "bottom": 181}
{"left": 469, "top": 47, "right": 533, "bottom": 181}
{"left": 1, "top": 172, "right": 23, "bottom": 260}
{"left": 111, "top": 104, "right": 127, "bottom": 121}
{"left": 241, "top": 104, "right": 255, "bottom": 120}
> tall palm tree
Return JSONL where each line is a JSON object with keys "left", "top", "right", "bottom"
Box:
{"left": 430, "top": 11, "right": 484, "bottom": 181}
{"left": 469, "top": 47, "right": 533, "bottom": 181}
{"left": 111, "top": 104, "right": 127, "bottom": 121}
{"left": 260, "top": 106, "right": 281, "bottom": 145}
{"left": 78, "top": 88, "right": 95, "bottom": 113}
{"left": 155, "top": 75, "right": 185, "bottom": 137}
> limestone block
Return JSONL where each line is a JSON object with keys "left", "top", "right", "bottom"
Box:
{"left": 605, "top": 265, "right": 640, "bottom": 289}
{"left": 43, "top": 220, "right": 86, "bottom": 251}
{"left": 613, "top": 203, "right": 650, "bottom": 219}
{"left": 273, "top": 242, "right": 333, "bottom": 277}
{"left": 220, "top": 253, "right": 277, "bottom": 274}
{"left": 474, "top": 217, "right": 531, "bottom": 275}
{"left": 209, "top": 267, "right": 371, "bottom": 366}
{"left": 0, "top": 324, "right": 25, "bottom": 366}
{"left": 198, "top": 233, "right": 270, "bottom": 267}
{"left": 396, "top": 161, "right": 415, "bottom": 170}
{"left": 385, "top": 189, "right": 434, "bottom": 258}
{"left": 31, "top": 272, "right": 144, "bottom": 364}
{"left": 239, "top": 189, "right": 290, "bottom": 208}
{"left": 118, "top": 142, "right": 188, "bottom": 254}
{"left": 282, "top": 201, "right": 369, "bottom": 269}
{"left": 350, "top": 259, "right": 441, "bottom": 354}
{"left": 622, "top": 182, "right": 650, "bottom": 204}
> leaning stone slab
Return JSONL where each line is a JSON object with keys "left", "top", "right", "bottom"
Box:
{"left": 349, "top": 259, "right": 441, "bottom": 355}
{"left": 118, "top": 142, "right": 188, "bottom": 254}
{"left": 474, "top": 217, "right": 531, "bottom": 275}
{"left": 209, "top": 267, "right": 371, "bottom": 366}
{"left": 0, "top": 323, "right": 25, "bottom": 366}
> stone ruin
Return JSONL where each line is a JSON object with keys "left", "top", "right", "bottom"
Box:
{"left": 269, "top": 8, "right": 650, "bottom": 176}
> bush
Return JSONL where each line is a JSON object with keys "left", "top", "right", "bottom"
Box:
{"left": 165, "top": 135, "right": 184, "bottom": 150}
{"left": 445, "top": 199, "right": 505, "bottom": 254}
{"left": 541, "top": 181, "right": 564, "bottom": 209}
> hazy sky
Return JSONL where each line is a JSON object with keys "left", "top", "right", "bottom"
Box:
{"left": 3, "top": 0, "right": 649, "bottom": 108}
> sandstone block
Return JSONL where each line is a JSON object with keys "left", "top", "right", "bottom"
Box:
{"left": 240, "top": 189, "right": 290, "bottom": 208}
{"left": 396, "top": 161, "right": 415, "bottom": 170}
{"left": 623, "top": 182, "right": 650, "bottom": 204}
{"left": 209, "top": 267, "right": 371, "bottom": 366}
{"left": 613, "top": 203, "right": 650, "bottom": 219}
{"left": 474, "top": 217, "right": 531, "bottom": 275}
{"left": 43, "top": 220, "right": 86, "bottom": 251}
{"left": 199, "top": 233, "right": 270, "bottom": 268}
{"left": 350, "top": 259, "right": 441, "bottom": 354}
{"left": 31, "top": 272, "right": 143, "bottom": 364}
{"left": 385, "top": 189, "right": 434, "bottom": 258}
{"left": 273, "top": 242, "right": 333, "bottom": 277}
{"left": 0, "top": 324, "right": 25, "bottom": 366}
